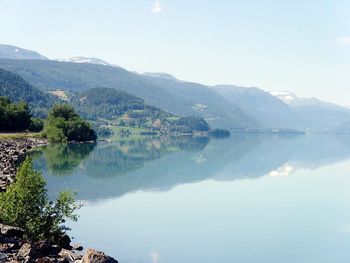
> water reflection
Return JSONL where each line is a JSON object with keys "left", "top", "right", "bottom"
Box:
{"left": 32, "top": 143, "right": 96, "bottom": 175}
{"left": 32, "top": 134, "right": 350, "bottom": 201}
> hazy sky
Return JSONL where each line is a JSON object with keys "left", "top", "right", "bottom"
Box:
{"left": 0, "top": 0, "right": 349, "bottom": 106}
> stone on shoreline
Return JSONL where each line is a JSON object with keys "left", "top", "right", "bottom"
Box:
{"left": 82, "top": 249, "right": 118, "bottom": 263}
{"left": 0, "top": 137, "right": 48, "bottom": 192}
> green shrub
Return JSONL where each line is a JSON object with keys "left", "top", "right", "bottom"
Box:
{"left": 29, "top": 118, "right": 44, "bottom": 132}
{"left": 0, "top": 157, "right": 79, "bottom": 242}
{"left": 43, "top": 104, "right": 97, "bottom": 143}
{"left": 0, "top": 96, "right": 31, "bottom": 131}
{"left": 45, "top": 125, "right": 67, "bottom": 143}
{"left": 173, "top": 116, "right": 210, "bottom": 132}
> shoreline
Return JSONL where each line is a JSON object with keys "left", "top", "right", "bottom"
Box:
{"left": 0, "top": 137, "right": 48, "bottom": 192}
{"left": 0, "top": 137, "right": 118, "bottom": 263}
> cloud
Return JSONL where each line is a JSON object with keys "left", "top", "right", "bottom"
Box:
{"left": 337, "top": 37, "right": 350, "bottom": 45}
{"left": 151, "top": 1, "right": 164, "bottom": 14}
{"left": 268, "top": 163, "right": 295, "bottom": 177}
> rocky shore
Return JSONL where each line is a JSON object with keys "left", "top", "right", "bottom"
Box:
{"left": 0, "top": 137, "right": 118, "bottom": 263}
{"left": 0, "top": 137, "right": 48, "bottom": 192}
{"left": 0, "top": 224, "right": 117, "bottom": 262}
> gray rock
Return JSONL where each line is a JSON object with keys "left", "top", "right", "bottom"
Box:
{"left": 0, "top": 252, "right": 8, "bottom": 262}
{"left": 82, "top": 249, "right": 118, "bottom": 263}
{"left": 72, "top": 244, "right": 83, "bottom": 251}
{"left": 0, "top": 224, "right": 24, "bottom": 238}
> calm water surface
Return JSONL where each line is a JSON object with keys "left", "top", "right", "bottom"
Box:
{"left": 32, "top": 134, "right": 350, "bottom": 263}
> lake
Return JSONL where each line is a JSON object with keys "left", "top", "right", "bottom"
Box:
{"left": 32, "top": 134, "right": 350, "bottom": 263}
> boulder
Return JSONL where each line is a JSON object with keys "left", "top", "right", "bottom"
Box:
{"left": 82, "top": 249, "right": 118, "bottom": 263}
{"left": 0, "top": 224, "right": 24, "bottom": 238}
{"left": 59, "top": 249, "right": 82, "bottom": 262}
{"left": 58, "top": 234, "right": 72, "bottom": 250}
{"left": 17, "top": 241, "right": 62, "bottom": 260}
{"left": 72, "top": 244, "right": 83, "bottom": 251}
{"left": 35, "top": 257, "right": 55, "bottom": 263}
{"left": 18, "top": 243, "right": 37, "bottom": 259}
{"left": 33, "top": 240, "right": 61, "bottom": 256}
{"left": 0, "top": 252, "right": 8, "bottom": 262}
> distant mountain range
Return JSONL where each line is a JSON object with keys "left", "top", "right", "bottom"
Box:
{"left": 269, "top": 91, "right": 350, "bottom": 131}
{"left": 57, "top": 57, "right": 115, "bottom": 67}
{"left": 0, "top": 44, "right": 349, "bottom": 133}
{"left": 212, "top": 85, "right": 300, "bottom": 129}
{"left": 0, "top": 44, "right": 48, "bottom": 60}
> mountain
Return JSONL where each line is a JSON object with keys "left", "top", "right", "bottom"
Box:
{"left": 0, "top": 68, "right": 56, "bottom": 117}
{"left": 57, "top": 57, "right": 114, "bottom": 66}
{"left": 269, "top": 91, "right": 298, "bottom": 104}
{"left": 141, "top": 74, "right": 261, "bottom": 131}
{"left": 0, "top": 44, "right": 48, "bottom": 60}
{"left": 0, "top": 59, "right": 260, "bottom": 131}
{"left": 142, "top": 72, "right": 178, "bottom": 81}
{"left": 70, "top": 87, "right": 211, "bottom": 133}
{"left": 270, "top": 91, "right": 350, "bottom": 131}
{"left": 3, "top": 44, "right": 348, "bottom": 133}
{"left": 212, "top": 85, "right": 299, "bottom": 129}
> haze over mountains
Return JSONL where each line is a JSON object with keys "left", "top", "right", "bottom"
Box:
{"left": 0, "top": 44, "right": 349, "bottom": 133}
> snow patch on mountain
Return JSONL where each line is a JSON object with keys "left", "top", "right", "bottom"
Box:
{"left": 143, "top": 72, "right": 179, "bottom": 81}
{"left": 269, "top": 91, "right": 299, "bottom": 104}
{"left": 57, "top": 57, "right": 114, "bottom": 67}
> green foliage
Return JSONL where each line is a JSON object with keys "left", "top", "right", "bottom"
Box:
{"left": 43, "top": 104, "right": 97, "bottom": 143}
{"left": 71, "top": 87, "right": 144, "bottom": 119}
{"left": 0, "top": 68, "right": 56, "bottom": 117}
{"left": 70, "top": 87, "right": 172, "bottom": 122}
{"left": 70, "top": 87, "right": 212, "bottom": 133}
{"left": 173, "top": 116, "right": 211, "bottom": 132}
{"left": 29, "top": 118, "right": 44, "bottom": 132}
{"left": 0, "top": 96, "right": 31, "bottom": 131}
{"left": 209, "top": 128, "right": 231, "bottom": 138}
{"left": 0, "top": 157, "right": 79, "bottom": 242}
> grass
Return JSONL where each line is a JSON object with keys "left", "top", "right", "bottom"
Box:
{"left": 0, "top": 132, "right": 42, "bottom": 140}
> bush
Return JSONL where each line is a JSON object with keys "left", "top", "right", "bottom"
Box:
{"left": 0, "top": 157, "right": 79, "bottom": 242}
{"left": 43, "top": 104, "right": 97, "bottom": 143}
{"left": 0, "top": 96, "right": 31, "bottom": 131}
{"left": 174, "top": 116, "right": 210, "bottom": 132}
{"left": 29, "top": 118, "right": 44, "bottom": 132}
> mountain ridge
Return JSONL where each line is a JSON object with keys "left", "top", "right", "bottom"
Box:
{"left": 0, "top": 44, "right": 48, "bottom": 60}
{"left": 0, "top": 44, "right": 349, "bottom": 132}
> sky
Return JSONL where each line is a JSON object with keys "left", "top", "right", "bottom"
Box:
{"left": 0, "top": 0, "right": 349, "bottom": 106}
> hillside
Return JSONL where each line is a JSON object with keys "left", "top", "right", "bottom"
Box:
{"left": 141, "top": 75, "right": 261, "bottom": 131}
{"left": 0, "top": 68, "right": 56, "bottom": 117}
{"left": 0, "top": 44, "right": 48, "bottom": 60}
{"left": 0, "top": 59, "right": 260, "bottom": 131}
{"left": 212, "top": 85, "right": 300, "bottom": 129}
{"left": 70, "top": 87, "right": 211, "bottom": 134}
{"left": 270, "top": 91, "right": 350, "bottom": 131}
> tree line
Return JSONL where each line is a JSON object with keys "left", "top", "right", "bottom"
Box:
{"left": 0, "top": 96, "right": 96, "bottom": 142}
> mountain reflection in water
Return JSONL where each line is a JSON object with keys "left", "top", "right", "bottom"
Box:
{"left": 32, "top": 134, "right": 350, "bottom": 202}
